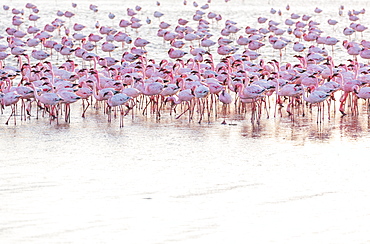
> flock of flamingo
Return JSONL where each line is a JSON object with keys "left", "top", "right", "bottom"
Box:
{"left": 1, "top": 1, "right": 370, "bottom": 127}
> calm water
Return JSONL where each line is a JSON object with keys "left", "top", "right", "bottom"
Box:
{"left": 1, "top": 0, "right": 370, "bottom": 243}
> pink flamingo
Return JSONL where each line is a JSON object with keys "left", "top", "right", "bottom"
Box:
{"left": 64, "top": 11, "right": 75, "bottom": 18}
{"left": 271, "top": 38, "right": 288, "bottom": 58}
{"left": 57, "top": 90, "right": 81, "bottom": 122}
{"left": 76, "top": 81, "right": 93, "bottom": 118}
{"left": 153, "top": 11, "right": 164, "bottom": 20}
{"left": 168, "top": 48, "right": 187, "bottom": 59}
{"left": 31, "top": 49, "right": 50, "bottom": 61}
{"left": 276, "top": 83, "right": 303, "bottom": 115}
{"left": 293, "top": 42, "right": 306, "bottom": 53}
{"left": 32, "top": 83, "right": 63, "bottom": 123}
{"left": 218, "top": 37, "right": 233, "bottom": 45}
{"left": 163, "top": 31, "right": 177, "bottom": 42}
{"left": 72, "top": 33, "right": 86, "bottom": 43}
{"left": 0, "top": 88, "right": 22, "bottom": 125}
{"left": 13, "top": 30, "right": 27, "bottom": 38}
{"left": 26, "top": 38, "right": 40, "bottom": 48}
{"left": 122, "top": 51, "right": 140, "bottom": 62}
{"left": 127, "top": 8, "right": 137, "bottom": 16}
{"left": 11, "top": 46, "right": 26, "bottom": 56}
{"left": 101, "top": 42, "right": 117, "bottom": 57}
{"left": 236, "top": 36, "right": 250, "bottom": 48}
{"left": 302, "top": 85, "right": 331, "bottom": 122}
{"left": 184, "top": 33, "right": 199, "bottom": 43}
{"left": 360, "top": 49, "right": 370, "bottom": 63}
{"left": 170, "top": 40, "right": 185, "bottom": 49}
{"left": 134, "top": 37, "right": 150, "bottom": 49}
{"left": 217, "top": 45, "right": 237, "bottom": 56}
{"left": 248, "top": 40, "right": 265, "bottom": 51}
{"left": 200, "top": 38, "right": 216, "bottom": 50}
{"left": 343, "top": 27, "right": 355, "bottom": 38}
{"left": 137, "top": 79, "right": 164, "bottom": 118}
{"left": 257, "top": 17, "right": 268, "bottom": 24}
{"left": 88, "top": 33, "right": 103, "bottom": 44}
{"left": 119, "top": 19, "right": 131, "bottom": 31}
{"left": 131, "top": 20, "right": 142, "bottom": 31}
{"left": 106, "top": 91, "right": 132, "bottom": 127}
{"left": 159, "top": 21, "right": 171, "bottom": 29}
{"left": 193, "top": 84, "right": 210, "bottom": 123}
{"left": 219, "top": 89, "right": 233, "bottom": 124}
{"left": 353, "top": 85, "right": 370, "bottom": 99}
{"left": 334, "top": 72, "right": 364, "bottom": 116}
{"left": 27, "top": 25, "right": 40, "bottom": 34}
{"left": 166, "top": 88, "right": 195, "bottom": 120}
{"left": 245, "top": 26, "right": 258, "bottom": 35}
{"left": 59, "top": 46, "right": 75, "bottom": 59}
{"left": 325, "top": 36, "right": 339, "bottom": 53}
{"left": 178, "top": 18, "right": 189, "bottom": 25}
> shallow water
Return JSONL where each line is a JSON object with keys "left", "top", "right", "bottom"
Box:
{"left": 2, "top": 103, "right": 370, "bottom": 244}
{"left": 2, "top": 0, "right": 370, "bottom": 243}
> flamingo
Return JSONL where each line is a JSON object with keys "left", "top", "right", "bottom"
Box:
{"left": 217, "top": 45, "right": 237, "bottom": 56}
{"left": 159, "top": 21, "right": 171, "bottom": 29}
{"left": 170, "top": 40, "right": 185, "bottom": 49}
{"left": 236, "top": 36, "right": 250, "bottom": 48}
{"left": 76, "top": 81, "right": 93, "bottom": 118}
{"left": 271, "top": 38, "right": 288, "bottom": 58}
{"left": 57, "top": 90, "right": 81, "bottom": 122}
{"left": 166, "top": 88, "right": 195, "bottom": 120}
{"left": 32, "top": 83, "right": 63, "bottom": 123}
{"left": 219, "top": 89, "right": 233, "bottom": 124}
{"left": 137, "top": 79, "right": 164, "bottom": 118}
{"left": 248, "top": 40, "right": 265, "bottom": 51}
{"left": 101, "top": 42, "right": 117, "bottom": 57}
{"left": 184, "top": 33, "right": 199, "bottom": 43}
{"left": 276, "top": 83, "right": 303, "bottom": 115}
{"left": 302, "top": 86, "right": 331, "bottom": 122}
{"left": 153, "top": 11, "right": 164, "bottom": 20}
{"left": 193, "top": 84, "right": 210, "bottom": 123}
{"left": 178, "top": 18, "right": 189, "bottom": 25}
{"left": 26, "top": 38, "right": 41, "bottom": 48}
{"left": 122, "top": 52, "right": 140, "bottom": 62}
{"left": 353, "top": 85, "right": 370, "bottom": 114}
{"left": 199, "top": 39, "right": 216, "bottom": 50}
{"left": 134, "top": 37, "right": 150, "bottom": 49}
{"left": 360, "top": 49, "right": 370, "bottom": 63}
{"left": 31, "top": 50, "right": 50, "bottom": 61}
{"left": 0, "top": 90, "right": 22, "bottom": 125}
{"left": 293, "top": 42, "right": 306, "bottom": 53}
{"left": 334, "top": 72, "right": 365, "bottom": 116}
{"left": 106, "top": 92, "right": 132, "bottom": 127}
{"left": 127, "top": 8, "right": 137, "bottom": 16}
{"left": 168, "top": 48, "right": 187, "bottom": 59}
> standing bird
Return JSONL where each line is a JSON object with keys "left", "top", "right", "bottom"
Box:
{"left": 1, "top": 90, "right": 22, "bottom": 125}
{"left": 302, "top": 86, "right": 331, "bottom": 122}
{"left": 168, "top": 48, "right": 187, "bottom": 59}
{"left": 101, "top": 42, "right": 117, "bottom": 57}
{"left": 293, "top": 42, "right": 306, "bottom": 53}
{"left": 32, "top": 84, "right": 63, "bottom": 123}
{"left": 219, "top": 89, "right": 233, "bottom": 124}
{"left": 134, "top": 37, "right": 150, "bottom": 49}
{"left": 73, "top": 23, "right": 86, "bottom": 32}
{"left": 31, "top": 49, "right": 50, "bottom": 60}
{"left": 154, "top": 11, "right": 164, "bottom": 20}
{"left": 108, "top": 12, "right": 115, "bottom": 19}
{"left": 105, "top": 91, "right": 132, "bottom": 127}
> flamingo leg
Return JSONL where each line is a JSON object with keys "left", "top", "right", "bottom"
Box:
{"left": 339, "top": 92, "right": 349, "bottom": 116}
{"left": 5, "top": 105, "right": 16, "bottom": 125}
